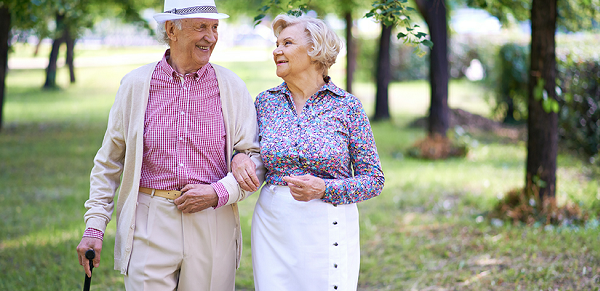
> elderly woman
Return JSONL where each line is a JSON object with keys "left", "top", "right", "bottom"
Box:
{"left": 233, "top": 14, "right": 384, "bottom": 291}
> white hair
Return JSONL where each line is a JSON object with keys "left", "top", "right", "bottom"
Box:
{"left": 272, "top": 14, "right": 342, "bottom": 78}
{"left": 156, "top": 20, "right": 183, "bottom": 46}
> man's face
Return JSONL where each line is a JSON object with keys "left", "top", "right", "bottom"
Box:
{"left": 169, "top": 18, "right": 219, "bottom": 70}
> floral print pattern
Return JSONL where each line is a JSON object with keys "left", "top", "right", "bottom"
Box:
{"left": 255, "top": 81, "right": 384, "bottom": 205}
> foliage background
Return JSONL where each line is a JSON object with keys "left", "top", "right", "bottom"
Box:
{"left": 1, "top": 42, "right": 599, "bottom": 289}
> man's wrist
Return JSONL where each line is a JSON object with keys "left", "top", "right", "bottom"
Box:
{"left": 211, "top": 182, "right": 229, "bottom": 209}
{"left": 83, "top": 228, "right": 104, "bottom": 241}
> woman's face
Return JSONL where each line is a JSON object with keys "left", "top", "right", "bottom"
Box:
{"left": 273, "top": 24, "right": 314, "bottom": 80}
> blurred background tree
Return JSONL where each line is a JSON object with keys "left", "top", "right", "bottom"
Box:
{"left": 0, "top": 0, "right": 163, "bottom": 130}
{"left": 41, "top": 0, "right": 162, "bottom": 89}
{"left": 467, "top": 0, "right": 600, "bottom": 206}
{"left": 0, "top": 0, "right": 45, "bottom": 131}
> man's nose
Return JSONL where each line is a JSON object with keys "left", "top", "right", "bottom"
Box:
{"left": 204, "top": 30, "right": 217, "bottom": 42}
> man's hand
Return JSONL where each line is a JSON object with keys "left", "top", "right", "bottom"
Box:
{"left": 76, "top": 237, "right": 102, "bottom": 278}
{"left": 175, "top": 184, "right": 219, "bottom": 213}
{"left": 282, "top": 174, "right": 326, "bottom": 202}
{"left": 232, "top": 153, "right": 260, "bottom": 192}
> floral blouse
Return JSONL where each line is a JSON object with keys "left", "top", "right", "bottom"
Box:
{"left": 255, "top": 81, "right": 384, "bottom": 205}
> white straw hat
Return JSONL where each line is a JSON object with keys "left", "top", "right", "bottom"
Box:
{"left": 153, "top": 0, "right": 229, "bottom": 22}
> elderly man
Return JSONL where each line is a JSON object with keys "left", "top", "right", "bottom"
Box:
{"left": 75, "top": 0, "right": 263, "bottom": 290}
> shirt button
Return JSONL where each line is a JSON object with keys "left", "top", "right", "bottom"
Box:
{"left": 179, "top": 137, "right": 183, "bottom": 140}
{"left": 180, "top": 111, "right": 185, "bottom": 115}
{"left": 333, "top": 242, "right": 338, "bottom": 246}
{"left": 334, "top": 263, "right": 338, "bottom": 268}
{"left": 334, "top": 286, "right": 338, "bottom": 290}
{"left": 179, "top": 163, "right": 184, "bottom": 167}
{"left": 333, "top": 221, "right": 338, "bottom": 225}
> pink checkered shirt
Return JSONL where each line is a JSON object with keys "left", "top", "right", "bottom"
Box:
{"left": 84, "top": 50, "right": 230, "bottom": 240}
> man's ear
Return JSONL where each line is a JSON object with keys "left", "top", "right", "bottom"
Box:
{"left": 165, "top": 21, "right": 177, "bottom": 42}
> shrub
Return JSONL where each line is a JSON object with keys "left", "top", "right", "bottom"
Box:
{"left": 557, "top": 55, "right": 600, "bottom": 157}
{"left": 485, "top": 35, "right": 600, "bottom": 158}
{"left": 493, "top": 43, "right": 529, "bottom": 123}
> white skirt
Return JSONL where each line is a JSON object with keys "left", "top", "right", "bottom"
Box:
{"left": 251, "top": 184, "right": 360, "bottom": 291}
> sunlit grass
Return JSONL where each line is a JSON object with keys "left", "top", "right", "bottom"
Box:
{"left": 1, "top": 48, "right": 599, "bottom": 290}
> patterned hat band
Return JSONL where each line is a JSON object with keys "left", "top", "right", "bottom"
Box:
{"left": 164, "top": 5, "right": 218, "bottom": 15}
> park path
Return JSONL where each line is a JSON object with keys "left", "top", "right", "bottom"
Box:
{"left": 8, "top": 48, "right": 271, "bottom": 70}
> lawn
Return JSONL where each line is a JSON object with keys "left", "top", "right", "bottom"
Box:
{"left": 1, "top": 46, "right": 599, "bottom": 290}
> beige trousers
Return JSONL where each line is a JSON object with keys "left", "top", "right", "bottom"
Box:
{"left": 124, "top": 192, "right": 237, "bottom": 291}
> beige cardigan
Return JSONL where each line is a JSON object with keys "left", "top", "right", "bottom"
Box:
{"left": 83, "top": 62, "right": 264, "bottom": 274}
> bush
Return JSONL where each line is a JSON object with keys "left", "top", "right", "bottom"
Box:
{"left": 484, "top": 34, "right": 600, "bottom": 158}
{"left": 557, "top": 56, "right": 600, "bottom": 157}
{"left": 492, "top": 43, "right": 529, "bottom": 123}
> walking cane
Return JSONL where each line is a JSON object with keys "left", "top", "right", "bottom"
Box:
{"left": 83, "top": 249, "right": 95, "bottom": 291}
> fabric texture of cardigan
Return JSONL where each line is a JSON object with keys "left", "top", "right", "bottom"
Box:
{"left": 83, "top": 61, "right": 264, "bottom": 274}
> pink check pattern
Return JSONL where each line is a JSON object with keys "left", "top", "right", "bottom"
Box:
{"left": 84, "top": 50, "right": 230, "bottom": 240}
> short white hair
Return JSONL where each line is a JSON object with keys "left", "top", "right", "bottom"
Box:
{"left": 156, "top": 20, "right": 183, "bottom": 46}
{"left": 272, "top": 14, "right": 342, "bottom": 77}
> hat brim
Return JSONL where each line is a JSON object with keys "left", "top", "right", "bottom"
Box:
{"left": 153, "top": 12, "right": 229, "bottom": 22}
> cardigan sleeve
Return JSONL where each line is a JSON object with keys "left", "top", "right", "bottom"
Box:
{"left": 211, "top": 64, "right": 265, "bottom": 206}
{"left": 83, "top": 79, "right": 128, "bottom": 233}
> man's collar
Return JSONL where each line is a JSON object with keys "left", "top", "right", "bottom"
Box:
{"left": 159, "top": 49, "right": 208, "bottom": 81}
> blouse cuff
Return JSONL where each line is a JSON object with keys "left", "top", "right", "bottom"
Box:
{"left": 322, "top": 179, "right": 340, "bottom": 205}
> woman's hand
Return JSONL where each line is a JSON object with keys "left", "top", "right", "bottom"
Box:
{"left": 232, "top": 153, "right": 260, "bottom": 192}
{"left": 282, "top": 174, "right": 326, "bottom": 202}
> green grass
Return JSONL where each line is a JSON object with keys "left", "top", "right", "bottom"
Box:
{"left": 1, "top": 48, "right": 599, "bottom": 290}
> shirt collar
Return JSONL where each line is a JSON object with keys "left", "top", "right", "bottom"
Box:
{"left": 268, "top": 79, "right": 347, "bottom": 98}
{"left": 158, "top": 49, "right": 208, "bottom": 81}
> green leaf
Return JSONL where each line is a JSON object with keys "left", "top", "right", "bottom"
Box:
{"left": 416, "top": 32, "right": 427, "bottom": 38}
{"left": 533, "top": 79, "right": 545, "bottom": 101}
{"left": 259, "top": 5, "right": 271, "bottom": 12}
{"left": 564, "top": 93, "right": 573, "bottom": 102}
{"left": 254, "top": 14, "right": 265, "bottom": 23}
{"left": 551, "top": 100, "right": 560, "bottom": 113}
{"left": 397, "top": 32, "right": 408, "bottom": 38}
{"left": 421, "top": 39, "right": 434, "bottom": 48}
{"left": 542, "top": 99, "right": 552, "bottom": 113}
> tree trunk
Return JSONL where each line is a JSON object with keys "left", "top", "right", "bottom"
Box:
{"left": 373, "top": 23, "right": 392, "bottom": 121}
{"left": 345, "top": 12, "right": 356, "bottom": 94}
{"left": 417, "top": 0, "right": 449, "bottom": 137}
{"left": 66, "top": 30, "right": 75, "bottom": 83}
{"left": 526, "top": 0, "right": 558, "bottom": 200}
{"left": 0, "top": 6, "right": 10, "bottom": 132}
{"left": 44, "top": 12, "right": 65, "bottom": 89}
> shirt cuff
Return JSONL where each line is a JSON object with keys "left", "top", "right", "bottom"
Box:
{"left": 211, "top": 182, "right": 230, "bottom": 209}
{"left": 83, "top": 228, "right": 104, "bottom": 241}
